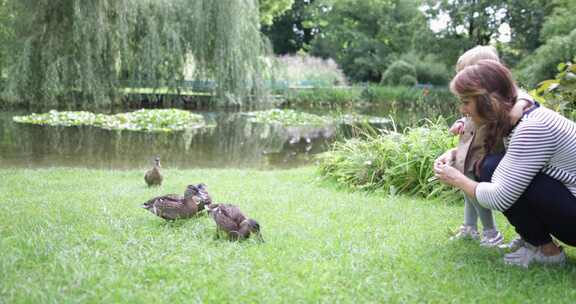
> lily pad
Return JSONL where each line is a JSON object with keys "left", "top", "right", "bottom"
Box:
{"left": 244, "top": 109, "right": 330, "bottom": 126}
{"left": 13, "top": 109, "right": 208, "bottom": 132}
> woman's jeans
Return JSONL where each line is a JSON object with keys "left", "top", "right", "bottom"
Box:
{"left": 479, "top": 154, "right": 576, "bottom": 247}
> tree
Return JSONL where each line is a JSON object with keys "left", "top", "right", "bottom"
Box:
{"left": 514, "top": 0, "right": 576, "bottom": 87}
{"left": 259, "top": 0, "right": 295, "bottom": 26}
{"left": 3, "top": 0, "right": 267, "bottom": 107}
{"left": 307, "top": 0, "right": 425, "bottom": 82}
{"left": 262, "top": 0, "right": 316, "bottom": 54}
{"left": 423, "top": 0, "right": 507, "bottom": 47}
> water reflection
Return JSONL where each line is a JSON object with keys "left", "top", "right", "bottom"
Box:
{"left": 0, "top": 105, "right": 452, "bottom": 169}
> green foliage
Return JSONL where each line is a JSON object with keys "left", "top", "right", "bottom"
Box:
{"left": 399, "top": 75, "right": 418, "bottom": 87}
{"left": 317, "top": 117, "right": 459, "bottom": 199}
{"left": 2, "top": 0, "right": 267, "bottom": 107}
{"left": 262, "top": 0, "right": 315, "bottom": 54}
{"left": 246, "top": 109, "right": 329, "bottom": 126}
{"left": 13, "top": 109, "right": 207, "bottom": 132}
{"left": 534, "top": 59, "right": 576, "bottom": 119}
{"left": 505, "top": 0, "right": 551, "bottom": 54}
{"left": 515, "top": 29, "right": 576, "bottom": 88}
{"left": 308, "top": 0, "right": 425, "bottom": 82}
{"left": 381, "top": 60, "right": 416, "bottom": 85}
{"left": 381, "top": 61, "right": 417, "bottom": 86}
{"left": 540, "top": 0, "right": 576, "bottom": 41}
{"left": 399, "top": 52, "right": 451, "bottom": 85}
{"left": 423, "top": 0, "right": 507, "bottom": 46}
{"left": 284, "top": 87, "right": 363, "bottom": 106}
{"left": 259, "top": 0, "right": 295, "bottom": 25}
{"left": 284, "top": 85, "right": 457, "bottom": 108}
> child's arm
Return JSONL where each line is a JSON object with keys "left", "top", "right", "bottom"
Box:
{"left": 510, "top": 98, "right": 534, "bottom": 125}
{"left": 449, "top": 117, "right": 467, "bottom": 135}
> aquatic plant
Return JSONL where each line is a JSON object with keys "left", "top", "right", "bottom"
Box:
{"left": 245, "top": 109, "right": 330, "bottom": 126}
{"left": 13, "top": 109, "right": 207, "bottom": 132}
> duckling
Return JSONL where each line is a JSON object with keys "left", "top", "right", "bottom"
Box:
{"left": 141, "top": 184, "right": 200, "bottom": 221}
{"left": 206, "top": 203, "right": 264, "bottom": 242}
{"left": 144, "top": 156, "right": 163, "bottom": 187}
{"left": 195, "top": 183, "right": 213, "bottom": 211}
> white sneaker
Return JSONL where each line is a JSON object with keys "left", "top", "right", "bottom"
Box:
{"left": 498, "top": 236, "right": 525, "bottom": 251}
{"left": 504, "top": 244, "right": 567, "bottom": 268}
{"left": 480, "top": 230, "right": 504, "bottom": 247}
{"left": 450, "top": 225, "right": 479, "bottom": 241}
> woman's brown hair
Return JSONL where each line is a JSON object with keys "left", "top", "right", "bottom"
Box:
{"left": 450, "top": 60, "right": 518, "bottom": 153}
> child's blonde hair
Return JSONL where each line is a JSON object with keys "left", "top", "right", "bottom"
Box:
{"left": 456, "top": 45, "right": 499, "bottom": 72}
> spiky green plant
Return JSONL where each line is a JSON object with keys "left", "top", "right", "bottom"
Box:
{"left": 317, "top": 117, "right": 459, "bottom": 200}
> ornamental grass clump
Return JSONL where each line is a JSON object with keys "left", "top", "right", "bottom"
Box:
{"left": 317, "top": 118, "right": 460, "bottom": 200}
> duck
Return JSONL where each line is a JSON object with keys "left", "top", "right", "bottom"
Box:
{"left": 206, "top": 203, "right": 264, "bottom": 242}
{"left": 195, "top": 183, "right": 213, "bottom": 211}
{"left": 144, "top": 156, "right": 163, "bottom": 187}
{"left": 141, "top": 184, "right": 200, "bottom": 221}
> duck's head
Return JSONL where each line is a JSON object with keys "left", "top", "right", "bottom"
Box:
{"left": 183, "top": 184, "right": 199, "bottom": 199}
{"left": 240, "top": 219, "right": 264, "bottom": 242}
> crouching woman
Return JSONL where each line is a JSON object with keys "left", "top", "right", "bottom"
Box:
{"left": 434, "top": 59, "right": 576, "bottom": 267}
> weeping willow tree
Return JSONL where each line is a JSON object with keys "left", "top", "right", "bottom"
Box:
{"left": 2, "top": 0, "right": 268, "bottom": 107}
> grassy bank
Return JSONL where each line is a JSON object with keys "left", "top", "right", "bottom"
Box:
{"left": 282, "top": 85, "right": 457, "bottom": 108}
{"left": 1, "top": 167, "right": 575, "bottom": 303}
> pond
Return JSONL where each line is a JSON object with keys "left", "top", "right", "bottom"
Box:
{"left": 0, "top": 104, "right": 454, "bottom": 169}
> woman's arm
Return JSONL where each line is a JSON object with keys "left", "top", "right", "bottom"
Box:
{"left": 477, "top": 119, "right": 555, "bottom": 210}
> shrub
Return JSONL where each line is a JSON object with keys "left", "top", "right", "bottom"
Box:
{"left": 381, "top": 60, "right": 417, "bottom": 86}
{"left": 317, "top": 117, "right": 459, "bottom": 200}
{"left": 533, "top": 58, "right": 576, "bottom": 119}
{"left": 515, "top": 28, "right": 576, "bottom": 88}
{"left": 284, "top": 87, "right": 363, "bottom": 106}
{"left": 400, "top": 52, "right": 451, "bottom": 85}
{"left": 399, "top": 75, "right": 417, "bottom": 87}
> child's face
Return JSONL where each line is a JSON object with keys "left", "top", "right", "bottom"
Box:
{"left": 459, "top": 97, "right": 483, "bottom": 125}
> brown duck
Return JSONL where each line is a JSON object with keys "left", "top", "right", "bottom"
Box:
{"left": 142, "top": 185, "right": 200, "bottom": 221}
{"left": 207, "top": 203, "right": 264, "bottom": 242}
{"left": 144, "top": 156, "right": 163, "bottom": 187}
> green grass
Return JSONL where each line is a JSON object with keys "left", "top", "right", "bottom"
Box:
{"left": 0, "top": 167, "right": 575, "bottom": 303}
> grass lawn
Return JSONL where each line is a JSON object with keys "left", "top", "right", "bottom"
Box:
{"left": 0, "top": 167, "right": 575, "bottom": 303}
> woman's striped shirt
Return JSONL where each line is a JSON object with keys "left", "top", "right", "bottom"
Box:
{"left": 475, "top": 106, "right": 576, "bottom": 211}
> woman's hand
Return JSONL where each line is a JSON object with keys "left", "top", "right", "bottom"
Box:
{"left": 434, "top": 162, "right": 479, "bottom": 199}
{"left": 433, "top": 163, "right": 465, "bottom": 187}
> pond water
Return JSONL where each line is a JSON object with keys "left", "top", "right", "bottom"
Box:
{"left": 0, "top": 105, "right": 454, "bottom": 169}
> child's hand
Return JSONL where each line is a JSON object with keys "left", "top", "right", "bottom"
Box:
{"left": 510, "top": 98, "right": 533, "bottom": 125}
{"left": 449, "top": 120, "right": 465, "bottom": 135}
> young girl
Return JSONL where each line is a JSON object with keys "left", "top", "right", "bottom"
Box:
{"left": 444, "top": 46, "right": 533, "bottom": 247}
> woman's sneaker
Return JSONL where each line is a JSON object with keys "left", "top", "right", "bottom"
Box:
{"left": 480, "top": 229, "right": 504, "bottom": 247}
{"left": 504, "top": 244, "right": 566, "bottom": 267}
{"left": 498, "top": 236, "right": 525, "bottom": 251}
{"left": 450, "top": 225, "right": 479, "bottom": 241}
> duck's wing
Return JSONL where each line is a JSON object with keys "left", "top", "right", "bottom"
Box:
{"left": 212, "top": 207, "right": 240, "bottom": 232}
{"left": 153, "top": 198, "right": 187, "bottom": 220}
{"left": 142, "top": 194, "right": 180, "bottom": 209}
{"left": 220, "top": 204, "right": 247, "bottom": 223}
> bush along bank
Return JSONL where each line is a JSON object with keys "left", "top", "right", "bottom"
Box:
{"left": 282, "top": 85, "right": 457, "bottom": 109}
{"left": 316, "top": 117, "right": 460, "bottom": 201}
